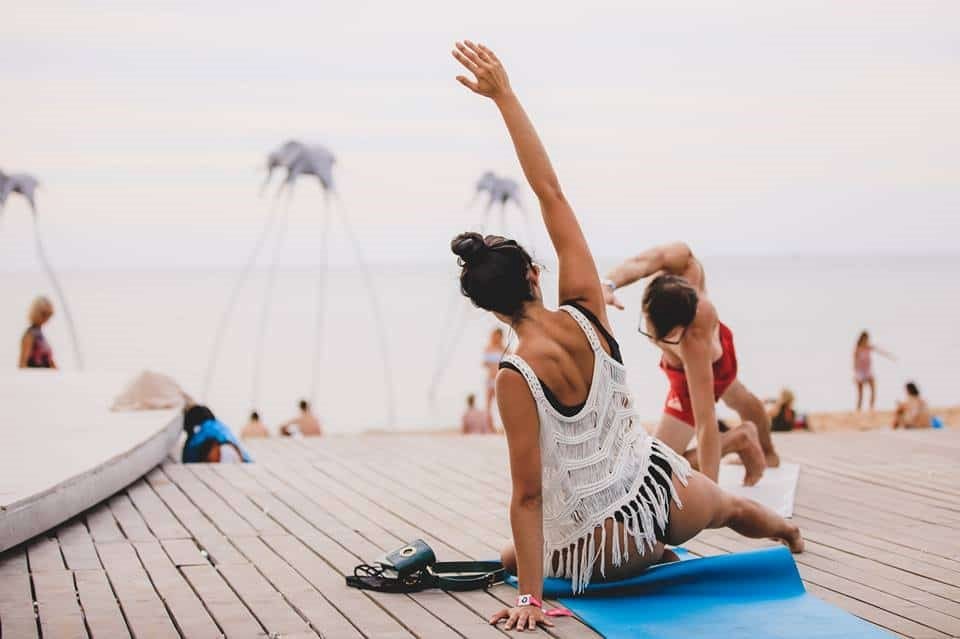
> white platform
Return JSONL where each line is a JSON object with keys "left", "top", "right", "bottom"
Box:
{"left": 718, "top": 462, "right": 801, "bottom": 518}
{"left": 0, "top": 371, "right": 181, "bottom": 552}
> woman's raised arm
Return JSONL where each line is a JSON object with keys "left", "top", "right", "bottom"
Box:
{"left": 453, "top": 41, "right": 607, "bottom": 321}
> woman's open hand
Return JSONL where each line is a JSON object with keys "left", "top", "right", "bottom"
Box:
{"left": 452, "top": 40, "right": 512, "bottom": 100}
{"left": 489, "top": 605, "right": 554, "bottom": 632}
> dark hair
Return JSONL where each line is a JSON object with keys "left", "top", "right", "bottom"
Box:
{"left": 250, "top": 411, "right": 260, "bottom": 421}
{"left": 184, "top": 405, "right": 216, "bottom": 432}
{"left": 299, "top": 399, "right": 309, "bottom": 411}
{"left": 856, "top": 331, "right": 869, "bottom": 347}
{"left": 905, "top": 382, "right": 920, "bottom": 397}
{"left": 451, "top": 232, "right": 535, "bottom": 319}
{"left": 467, "top": 393, "right": 476, "bottom": 406}
{"left": 642, "top": 274, "right": 699, "bottom": 339}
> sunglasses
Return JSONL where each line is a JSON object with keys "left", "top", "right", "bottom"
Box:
{"left": 638, "top": 319, "right": 686, "bottom": 345}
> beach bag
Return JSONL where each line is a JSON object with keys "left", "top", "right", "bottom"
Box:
{"left": 346, "top": 539, "right": 504, "bottom": 593}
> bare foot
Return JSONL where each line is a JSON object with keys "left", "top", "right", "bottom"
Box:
{"left": 776, "top": 523, "right": 804, "bottom": 553}
{"left": 765, "top": 450, "right": 781, "bottom": 468}
{"left": 740, "top": 439, "right": 766, "bottom": 487}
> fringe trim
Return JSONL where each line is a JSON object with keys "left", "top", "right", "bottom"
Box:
{"left": 544, "top": 442, "right": 691, "bottom": 595}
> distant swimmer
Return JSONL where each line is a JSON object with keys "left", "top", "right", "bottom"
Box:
{"left": 603, "top": 243, "right": 779, "bottom": 485}
{"left": 483, "top": 328, "right": 507, "bottom": 431}
{"left": 461, "top": 393, "right": 493, "bottom": 434}
{"left": 854, "top": 330, "right": 894, "bottom": 411}
{"left": 279, "top": 399, "right": 323, "bottom": 437}
{"left": 893, "top": 382, "right": 932, "bottom": 429}
{"left": 241, "top": 411, "right": 270, "bottom": 439}
{"left": 20, "top": 296, "right": 56, "bottom": 369}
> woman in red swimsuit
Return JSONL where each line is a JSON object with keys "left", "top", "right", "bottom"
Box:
{"left": 19, "top": 296, "right": 57, "bottom": 369}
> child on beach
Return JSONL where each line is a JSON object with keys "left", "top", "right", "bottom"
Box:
{"left": 450, "top": 40, "right": 802, "bottom": 632}
{"left": 19, "top": 296, "right": 56, "bottom": 369}
{"left": 461, "top": 393, "right": 493, "bottom": 434}
{"left": 893, "top": 382, "right": 932, "bottom": 429}
{"left": 854, "top": 331, "right": 894, "bottom": 411}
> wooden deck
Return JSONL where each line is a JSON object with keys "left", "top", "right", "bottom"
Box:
{"left": 1, "top": 428, "right": 958, "bottom": 638}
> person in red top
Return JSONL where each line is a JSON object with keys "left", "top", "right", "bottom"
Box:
{"left": 20, "top": 296, "right": 57, "bottom": 369}
{"left": 603, "top": 243, "right": 779, "bottom": 485}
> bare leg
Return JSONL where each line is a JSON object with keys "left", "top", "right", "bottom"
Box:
{"left": 856, "top": 381, "right": 864, "bottom": 411}
{"left": 868, "top": 378, "right": 876, "bottom": 411}
{"left": 721, "top": 380, "right": 779, "bottom": 467}
{"left": 667, "top": 471, "right": 803, "bottom": 553}
{"left": 682, "top": 422, "right": 766, "bottom": 486}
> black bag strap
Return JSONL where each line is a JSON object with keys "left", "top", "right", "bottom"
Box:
{"left": 426, "top": 561, "right": 505, "bottom": 592}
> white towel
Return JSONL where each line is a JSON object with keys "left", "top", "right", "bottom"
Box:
{"left": 718, "top": 463, "right": 800, "bottom": 518}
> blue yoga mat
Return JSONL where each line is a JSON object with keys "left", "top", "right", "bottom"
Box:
{"left": 508, "top": 547, "right": 892, "bottom": 638}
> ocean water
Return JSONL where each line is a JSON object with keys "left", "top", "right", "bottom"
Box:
{"left": 2, "top": 256, "right": 958, "bottom": 433}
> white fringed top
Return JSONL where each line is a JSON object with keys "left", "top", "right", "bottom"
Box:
{"left": 501, "top": 305, "right": 691, "bottom": 593}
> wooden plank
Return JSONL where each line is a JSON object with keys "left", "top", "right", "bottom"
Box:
{"left": 95, "top": 542, "right": 179, "bottom": 639}
{"left": 108, "top": 493, "right": 155, "bottom": 542}
{"left": 181, "top": 565, "right": 266, "bottom": 637}
{"left": 0, "top": 570, "right": 39, "bottom": 639}
{"left": 133, "top": 540, "right": 223, "bottom": 638}
{"left": 86, "top": 502, "right": 124, "bottom": 543}
{"left": 126, "top": 478, "right": 191, "bottom": 540}
{"left": 32, "top": 571, "right": 86, "bottom": 639}
{"left": 74, "top": 569, "right": 131, "bottom": 639}
{"left": 160, "top": 538, "right": 208, "bottom": 567}
{"left": 56, "top": 519, "right": 102, "bottom": 571}
{"left": 26, "top": 535, "right": 64, "bottom": 573}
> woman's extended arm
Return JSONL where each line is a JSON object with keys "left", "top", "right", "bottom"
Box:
{"left": 453, "top": 41, "right": 607, "bottom": 323}
{"left": 488, "top": 370, "right": 553, "bottom": 631}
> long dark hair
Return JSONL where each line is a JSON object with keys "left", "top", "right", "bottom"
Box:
{"left": 451, "top": 232, "right": 536, "bottom": 321}
{"left": 856, "top": 331, "right": 869, "bottom": 348}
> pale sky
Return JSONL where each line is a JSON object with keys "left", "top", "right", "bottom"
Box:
{"left": 1, "top": 0, "right": 958, "bottom": 269}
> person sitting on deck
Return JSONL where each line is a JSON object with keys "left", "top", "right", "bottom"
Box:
{"left": 602, "top": 242, "right": 779, "bottom": 486}
{"left": 462, "top": 393, "right": 494, "bottom": 434}
{"left": 449, "top": 40, "right": 802, "bottom": 632}
{"left": 893, "top": 382, "right": 932, "bottom": 429}
{"left": 241, "top": 411, "right": 270, "bottom": 439}
{"left": 279, "top": 399, "right": 323, "bottom": 437}
{"left": 19, "top": 296, "right": 57, "bottom": 369}
{"left": 182, "top": 405, "right": 252, "bottom": 463}
{"left": 767, "top": 388, "right": 807, "bottom": 431}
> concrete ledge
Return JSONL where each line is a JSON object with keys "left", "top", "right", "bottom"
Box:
{"left": 0, "top": 371, "right": 182, "bottom": 552}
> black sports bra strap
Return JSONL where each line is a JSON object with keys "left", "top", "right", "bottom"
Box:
{"left": 561, "top": 300, "right": 623, "bottom": 364}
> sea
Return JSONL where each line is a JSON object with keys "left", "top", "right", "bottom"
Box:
{"left": 2, "top": 256, "right": 958, "bottom": 433}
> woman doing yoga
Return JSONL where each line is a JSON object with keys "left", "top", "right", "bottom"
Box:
{"left": 450, "top": 41, "right": 803, "bottom": 632}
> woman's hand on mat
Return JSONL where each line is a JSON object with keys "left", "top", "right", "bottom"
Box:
{"left": 489, "top": 605, "right": 554, "bottom": 631}
{"left": 453, "top": 41, "right": 512, "bottom": 100}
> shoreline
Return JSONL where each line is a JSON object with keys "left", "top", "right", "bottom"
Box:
{"left": 339, "top": 405, "right": 960, "bottom": 437}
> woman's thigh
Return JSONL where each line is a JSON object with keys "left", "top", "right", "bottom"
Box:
{"left": 665, "top": 470, "right": 734, "bottom": 546}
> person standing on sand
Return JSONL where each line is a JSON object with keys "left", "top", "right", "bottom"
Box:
{"left": 602, "top": 243, "right": 778, "bottom": 486}
{"left": 854, "top": 331, "right": 894, "bottom": 411}
{"left": 450, "top": 40, "right": 802, "bottom": 632}
{"left": 279, "top": 399, "right": 323, "bottom": 436}
{"left": 483, "top": 327, "right": 506, "bottom": 430}
{"left": 19, "top": 296, "right": 57, "bottom": 369}
{"left": 893, "top": 382, "right": 932, "bottom": 429}
{"left": 241, "top": 411, "right": 270, "bottom": 439}
{"left": 461, "top": 393, "right": 493, "bottom": 434}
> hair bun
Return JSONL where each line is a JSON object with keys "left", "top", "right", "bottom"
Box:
{"left": 451, "top": 232, "right": 487, "bottom": 263}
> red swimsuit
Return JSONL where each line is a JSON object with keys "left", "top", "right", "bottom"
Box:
{"left": 660, "top": 322, "right": 738, "bottom": 426}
